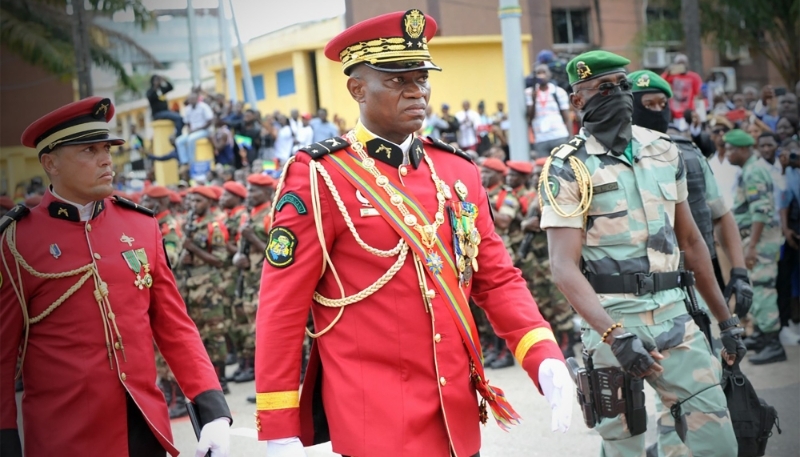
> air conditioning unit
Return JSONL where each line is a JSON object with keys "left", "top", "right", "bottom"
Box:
{"left": 710, "top": 67, "right": 737, "bottom": 92}
{"left": 642, "top": 47, "right": 668, "bottom": 68}
{"left": 725, "top": 43, "right": 751, "bottom": 62}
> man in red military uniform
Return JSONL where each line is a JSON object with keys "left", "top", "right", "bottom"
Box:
{"left": 254, "top": 10, "right": 573, "bottom": 457}
{"left": 0, "top": 97, "right": 231, "bottom": 457}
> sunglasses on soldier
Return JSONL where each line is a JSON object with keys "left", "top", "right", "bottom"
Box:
{"left": 575, "top": 79, "right": 632, "bottom": 97}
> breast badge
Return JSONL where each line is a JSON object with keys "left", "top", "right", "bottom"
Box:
{"left": 266, "top": 226, "right": 297, "bottom": 268}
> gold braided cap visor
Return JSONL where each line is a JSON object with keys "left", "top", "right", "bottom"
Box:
{"left": 340, "top": 36, "right": 440, "bottom": 74}
{"left": 35, "top": 121, "right": 124, "bottom": 156}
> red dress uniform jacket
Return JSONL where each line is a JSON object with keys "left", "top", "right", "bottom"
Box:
{"left": 254, "top": 131, "right": 563, "bottom": 457}
{"left": 0, "top": 191, "right": 229, "bottom": 457}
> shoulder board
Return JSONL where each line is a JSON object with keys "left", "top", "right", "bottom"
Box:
{"left": 113, "top": 195, "right": 154, "bottom": 217}
{"left": 297, "top": 136, "right": 350, "bottom": 159}
{"left": 0, "top": 204, "right": 30, "bottom": 234}
{"left": 423, "top": 136, "right": 473, "bottom": 162}
{"left": 551, "top": 136, "right": 586, "bottom": 160}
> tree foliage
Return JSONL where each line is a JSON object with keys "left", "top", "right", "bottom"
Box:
{"left": 0, "top": 0, "right": 161, "bottom": 91}
{"left": 700, "top": 0, "right": 800, "bottom": 87}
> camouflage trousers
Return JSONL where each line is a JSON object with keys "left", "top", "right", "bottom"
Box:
{"left": 582, "top": 312, "right": 736, "bottom": 457}
{"left": 185, "top": 266, "right": 229, "bottom": 365}
{"left": 743, "top": 235, "right": 781, "bottom": 333}
{"left": 231, "top": 270, "right": 259, "bottom": 359}
{"left": 527, "top": 232, "right": 574, "bottom": 333}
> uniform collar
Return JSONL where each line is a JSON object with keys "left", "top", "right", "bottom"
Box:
{"left": 251, "top": 202, "right": 270, "bottom": 216}
{"left": 353, "top": 120, "right": 424, "bottom": 169}
{"left": 47, "top": 187, "right": 105, "bottom": 222}
{"left": 228, "top": 205, "right": 246, "bottom": 217}
{"left": 155, "top": 209, "right": 171, "bottom": 221}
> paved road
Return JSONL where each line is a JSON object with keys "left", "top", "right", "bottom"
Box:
{"left": 168, "top": 346, "right": 799, "bottom": 456}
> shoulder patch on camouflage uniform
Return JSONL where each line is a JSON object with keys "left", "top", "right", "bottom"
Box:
{"left": 297, "top": 136, "right": 350, "bottom": 159}
{"left": 423, "top": 136, "right": 474, "bottom": 162}
{"left": 265, "top": 226, "right": 297, "bottom": 268}
{"left": 0, "top": 204, "right": 29, "bottom": 234}
{"left": 113, "top": 195, "right": 155, "bottom": 217}
{"left": 276, "top": 191, "right": 308, "bottom": 216}
{"left": 551, "top": 136, "right": 586, "bottom": 160}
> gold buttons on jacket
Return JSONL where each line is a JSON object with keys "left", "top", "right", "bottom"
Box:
{"left": 439, "top": 377, "right": 447, "bottom": 386}
{"left": 425, "top": 289, "right": 436, "bottom": 299}
{"left": 86, "top": 223, "right": 92, "bottom": 232}
{"left": 120, "top": 373, "right": 127, "bottom": 381}
{"left": 114, "top": 342, "right": 121, "bottom": 350}
{"left": 399, "top": 165, "right": 408, "bottom": 176}
{"left": 434, "top": 333, "right": 442, "bottom": 343}
{"left": 93, "top": 253, "right": 101, "bottom": 260}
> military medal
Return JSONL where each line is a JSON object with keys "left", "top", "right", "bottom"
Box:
{"left": 122, "top": 248, "right": 153, "bottom": 289}
{"left": 454, "top": 180, "right": 468, "bottom": 201}
{"left": 49, "top": 244, "right": 61, "bottom": 259}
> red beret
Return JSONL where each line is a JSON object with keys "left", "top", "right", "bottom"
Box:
{"left": 24, "top": 195, "right": 42, "bottom": 208}
{"left": 189, "top": 186, "right": 218, "bottom": 201}
{"left": 0, "top": 196, "right": 14, "bottom": 210}
{"left": 506, "top": 160, "right": 533, "bottom": 174}
{"left": 128, "top": 192, "right": 141, "bottom": 204}
{"left": 481, "top": 157, "right": 508, "bottom": 174}
{"left": 223, "top": 181, "right": 247, "bottom": 199}
{"left": 21, "top": 97, "right": 124, "bottom": 157}
{"left": 210, "top": 186, "right": 224, "bottom": 200}
{"left": 247, "top": 173, "right": 277, "bottom": 187}
{"left": 169, "top": 191, "right": 182, "bottom": 204}
{"left": 534, "top": 157, "right": 548, "bottom": 167}
{"left": 143, "top": 185, "right": 171, "bottom": 198}
{"left": 324, "top": 9, "right": 440, "bottom": 75}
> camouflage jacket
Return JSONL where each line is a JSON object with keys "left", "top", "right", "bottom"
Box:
{"left": 540, "top": 126, "right": 689, "bottom": 315}
{"left": 733, "top": 154, "right": 776, "bottom": 231}
{"left": 156, "top": 210, "right": 183, "bottom": 269}
{"left": 242, "top": 202, "right": 272, "bottom": 272}
{"left": 181, "top": 211, "right": 229, "bottom": 269}
{"left": 487, "top": 184, "right": 521, "bottom": 239}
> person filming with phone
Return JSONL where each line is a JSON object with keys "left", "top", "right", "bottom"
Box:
{"left": 661, "top": 54, "right": 703, "bottom": 130}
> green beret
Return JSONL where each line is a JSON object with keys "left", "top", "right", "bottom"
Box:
{"left": 567, "top": 50, "right": 631, "bottom": 86}
{"left": 627, "top": 70, "right": 673, "bottom": 98}
{"left": 723, "top": 129, "right": 755, "bottom": 147}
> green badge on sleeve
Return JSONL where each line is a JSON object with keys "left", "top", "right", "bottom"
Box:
{"left": 276, "top": 191, "right": 308, "bottom": 215}
{"left": 266, "top": 226, "right": 298, "bottom": 268}
{"left": 546, "top": 178, "right": 560, "bottom": 198}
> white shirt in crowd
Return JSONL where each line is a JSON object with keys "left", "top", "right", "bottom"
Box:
{"left": 525, "top": 82, "right": 570, "bottom": 143}
{"left": 273, "top": 124, "right": 295, "bottom": 163}
{"left": 294, "top": 124, "right": 314, "bottom": 152}
{"left": 183, "top": 101, "right": 214, "bottom": 132}
{"left": 454, "top": 109, "right": 482, "bottom": 148}
{"left": 708, "top": 150, "right": 741, "bottom": 210}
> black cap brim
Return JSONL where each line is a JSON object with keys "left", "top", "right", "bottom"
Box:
{"left": 354, "top": 60, "right": 442, "bottom": 75}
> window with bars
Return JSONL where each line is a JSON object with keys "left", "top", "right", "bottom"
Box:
{"left": 552, "top": 9, "right": 590, "bottom": 45}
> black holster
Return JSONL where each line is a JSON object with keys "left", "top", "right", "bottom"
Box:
{"left": 567, "top": 352, "right": 647, "bottom": 436}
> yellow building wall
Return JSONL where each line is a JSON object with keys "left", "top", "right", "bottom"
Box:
{"left": 233, "top": 52, "right": 317, "bottom": 116}
{"left": 0, "top": 146, "right": 45, "bottom": 198}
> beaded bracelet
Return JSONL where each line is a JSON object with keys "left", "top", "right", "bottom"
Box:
{"left": 602, "top": 323, "right": 623, "bottom": 343}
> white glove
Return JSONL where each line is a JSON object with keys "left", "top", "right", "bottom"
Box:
{"left": 266, "top": 437, "right": 307, "bottom": 457}
{"left": 195, "top": 417, "right": 231, "bottom": 457}
{"left": 538, "top": 358, "right": 573, "bottom": 433}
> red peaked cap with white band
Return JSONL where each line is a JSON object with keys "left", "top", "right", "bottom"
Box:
{"left": 21, "top": 96, "right": 124, "bottom": 158}
{"left": 324, "top": 9, "right": 441, "bottom": 75}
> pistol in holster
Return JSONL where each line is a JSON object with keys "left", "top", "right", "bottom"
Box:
{"left": 678, "top": 253, "right": 713, "bottom": 347}
{"left": 567, "top": 351, "right": 647, "bottom": 436}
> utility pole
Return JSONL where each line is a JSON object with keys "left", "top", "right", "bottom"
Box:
{"left": 228, "top": 0, "right": 257, "bottom": 108}
{"left": 681, "top": 0, "right": 703, "bottom": 74}
{"left": 498, "top": 0, "right": 528, "bottom": 161}
{"left": 218, "top": 3, "right": 238, "bottom": 103}
{"left": 71, "top": 0, "right": 93, "bottom": 98}
{"left": 186, "top": 0, "right": 201, "bottom": 87}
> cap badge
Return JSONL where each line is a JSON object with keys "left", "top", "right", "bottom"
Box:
{"left": 636, "top": 74, "right": 650, "bottom": 87}
{"left": 576, "top": 61, "right": 592, "bottom": 80}
{"left": 404, "top": 9, "right": 425, "bottom": 40}
{"left": 93, "top": 98, "right": 111, "bottom": 119}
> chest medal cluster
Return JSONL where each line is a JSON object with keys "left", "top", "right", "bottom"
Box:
{"left": 447, "top": 180, "right": 481, "bottom": 286}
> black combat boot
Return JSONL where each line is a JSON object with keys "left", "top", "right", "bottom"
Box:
{"left": 234, "top": 357, "right": 255, "bottom": 383}
{"left": 749, "top": 332, "right": 787, "bottom": 365}
{"left": 490, "top": 340, "right": 514, "bottom": 369}
{"left": 247, "top": 395, "right": 256, "bottom": 404}
{"left": 213, "top": 362, "right": 230, "bottom": 394}
{"left": 743, "top": 328, "right": 766, "bottom": 352}
{"left": 168, "top": 381, "right": 189, "bottom": 419}
{"left": 227, "top": 357, "right": 244, "bottom": 382}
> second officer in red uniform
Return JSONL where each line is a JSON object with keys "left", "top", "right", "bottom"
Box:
{"left": 254, "top": 10, "right": 573, "bottom": 457}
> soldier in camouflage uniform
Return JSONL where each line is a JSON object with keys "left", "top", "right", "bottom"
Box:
{"left": 140, "top": 185, "right": 189, "bottom": 418}
{"left": 725, "top": 129, "right": 787, "bottom": 365}
{"left": 541, "top": 51, "right": 742, "bottom": 457}
{"left": 480, "top": 157, "right": 520, "bottom": 368}
{"left": 179, "top": 186, "right": 231, "bottom": 393}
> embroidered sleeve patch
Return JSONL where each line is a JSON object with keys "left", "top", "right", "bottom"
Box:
{"left": 266, "top": 226, "right": 297, "bottom": 268}
{"left": 276, "top": 191, "right": 308, "bottom": 216}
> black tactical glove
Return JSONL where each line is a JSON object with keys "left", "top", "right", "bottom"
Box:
{"left": 719, "top": 317, "right": 747, "bottom": 363}
{"left": 724, "top": 267, "right": 753, "bottom": 319}
{"left": 610, "top": 333, "right": 657, "bottom": 378}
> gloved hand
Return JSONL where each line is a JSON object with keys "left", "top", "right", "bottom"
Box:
{"left": 195, "top": 417, "right": 230, "bottom": 457}
{"left": 538, "top": 358, "right": 573, "bottom": 432}
{"left": 724, "top": 268, "right": 753, "bottom": 318}
{"left": 266, "top": 437, "right": 307, "bottom": 457}
{"left": 610, "top": 333, "right": 662, "bottom": 378}
{"left": 720, "top": 325, "right": 746, "bottom": 365}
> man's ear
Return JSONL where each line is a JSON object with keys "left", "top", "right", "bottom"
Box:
{"left": 40, "top": 152, "right": 59, "bottom": 177}
{"left": 347, "top": 75, "right": 366, "bottom": 103}
{"left": 569, "top": 93, "right": 583, "bottom": 111}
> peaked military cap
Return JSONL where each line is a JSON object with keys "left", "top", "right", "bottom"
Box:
{"left": 324, "top": 9, "right": 441, "bottom": 75}
{"left": 21, "top": 96, "right": 124, "bottom": 157}
{"left": 627, "top": 70, "right": 673, "bottom": 98}
{"left": 567, "top": 50, "right": 630, "bottom": 86}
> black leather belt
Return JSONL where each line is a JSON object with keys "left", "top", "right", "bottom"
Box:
{"left": 584, "top": 271, "right": 682, "bottom": 296}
